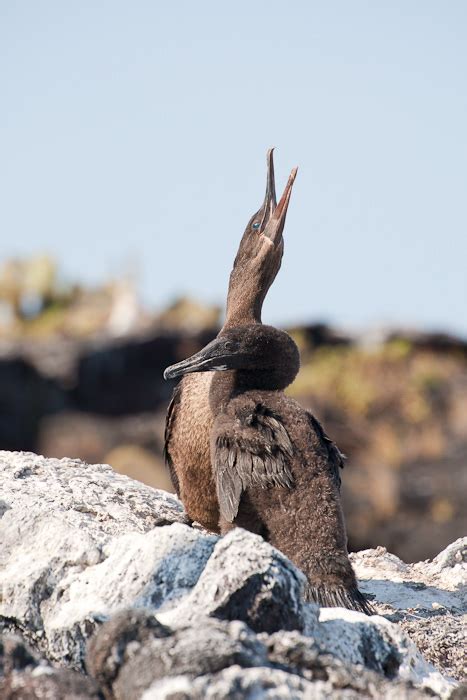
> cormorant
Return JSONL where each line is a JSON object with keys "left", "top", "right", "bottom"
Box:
{"left": 164, "top": 324, "right": 373, "bottom": 614}
{"left": 164, "top": 151, "right": 297, "bottom": 531}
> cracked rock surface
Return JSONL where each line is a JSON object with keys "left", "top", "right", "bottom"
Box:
{"left": 0, "top": 451, "right": 465, "bottom": 698}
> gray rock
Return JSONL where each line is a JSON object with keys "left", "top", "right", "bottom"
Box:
{"left": 88, "top": 614, "right": 432, "bottom": 700}
{"left": 141, "top": 665, "right": 431, "bottom": 700}
{"left": 0, "top": 452, "right": 304, "bottom": 669}
{"left": 113, "top": 619, "right": 267, "bottom": 700}
{"left": 0, "top": 450, "right": 465, "bottom": 699}
{"left": 0, "top": 451, "right": 210, "bottom": 667}
{"left": 431, "top": 538, "right": 467, "bottom": 570}
{"left": 0, "top": 450, "right": 188, "bottom": 536}
{"left": 352, "top": 539, "right": 467, "bottom": 682}
{"left": 159, "top": 527, "right": 308, "bottom": 634}
{"left": 400, "top": 616, "right": 466, "bottom": 682}
{"left": 0, "top": 633, "right": 100, "bottom": 699}
{"left": 86, "top": 608, "right": 171, "bottom": 698}
{"left": 87, "top": 608, "right": 459, "bottom": 699}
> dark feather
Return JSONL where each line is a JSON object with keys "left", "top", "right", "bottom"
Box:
{"left": 214, "top": 403, "right": 294, "bottom": 522}
{"left": 163, "top": 382, "right": 182, "bottom": 496}
{"left": 306, "top": 411, "right": 345, "bottom": 491}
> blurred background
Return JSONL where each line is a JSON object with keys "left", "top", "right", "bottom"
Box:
{"left": 1, "top": 2, "right": 466, "bottom": 562}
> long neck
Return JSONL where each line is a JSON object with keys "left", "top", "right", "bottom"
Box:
{"left": 223, "top": 284, "right": 266, "bottom": 328}
{"left": 224, "top": 250, "right": 275, "bottom": 329}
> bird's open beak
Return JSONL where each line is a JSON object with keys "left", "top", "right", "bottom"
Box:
{"left": 258, "top": 148, "right": 277, "bottom": 232}
{"left": 164, "top": 338, "right": 239, "bottom": 380}
{"left": 262, "top": 166, "right": 298, "bottom": 245}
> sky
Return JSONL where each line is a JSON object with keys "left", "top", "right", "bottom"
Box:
{"left": 1, "top": 2, "right": 466, "bottom": 335}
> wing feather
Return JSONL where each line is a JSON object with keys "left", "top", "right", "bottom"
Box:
{"left": 214, "top": 403, "right": 294, "bottom": 522}
{"left": 163, "top": 383, "right": 182, "bottom": 496}
{"left": 305, "top": 411, "right": 345, "bottom": 490}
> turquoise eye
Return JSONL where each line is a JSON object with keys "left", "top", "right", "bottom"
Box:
{"left": 252, "top": 222, "right": 260, "bottom": 230}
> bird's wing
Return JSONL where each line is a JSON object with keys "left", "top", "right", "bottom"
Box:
{"left": 213, "top": 403, "right": 294, "bottom": 522}
{"left": 305, "top": 411, "right": 345, "bottom": 491}
{"left": 163, "top": 382, "right": 182, "bottom": 496}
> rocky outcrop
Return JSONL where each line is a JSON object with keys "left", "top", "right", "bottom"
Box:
{"left": 87, "top": 613, "right": 433, "bottom": 700}
{"left": 0, "top": 451, "right": 465, "bottom": 698}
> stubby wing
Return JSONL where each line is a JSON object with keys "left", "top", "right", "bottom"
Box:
{"left": 306, "top": 411, "right": 345, "bottom": 491}
{"left": 163, "top": 382, "right": 182, "bottom": 496}
{"left": 213, "top": 403, "right": 294, "bottom": 522}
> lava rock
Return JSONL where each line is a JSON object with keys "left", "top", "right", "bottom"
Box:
{"left": 0, "top": 633, "right": 100, "bottom": 699}
{"left": 86, "top": 608, "right": 171, "bottom": 699}
{"left": 158, "top": 528, "right": 308, "bottom": 634}
{"left": 0, "top": 451, "right": 464, "bottom": 698}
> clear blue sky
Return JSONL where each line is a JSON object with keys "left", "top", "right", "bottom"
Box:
{"left": 1, "top": 2, "right": 466, "bottom": 334}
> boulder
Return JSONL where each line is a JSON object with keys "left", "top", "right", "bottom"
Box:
{"left": 352, "top": 540, "right": 467, "bottom": 681}
{"left": 0, "top": 451, "right": 464, "bottom": 698}
{"left": 0, "top": 633, "right": 100, "bottom": 699}
{"left": 0, "top": 452, "right": 305, "bottom": 666}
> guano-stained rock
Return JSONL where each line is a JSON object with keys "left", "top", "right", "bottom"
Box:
{"left": 0, "top": 450, "right": 464, "bottom": 699}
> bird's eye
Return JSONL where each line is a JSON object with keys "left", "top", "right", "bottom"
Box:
{"left": 224, "top": 341, "right": 234, "bottom": 351}
{"left": 252, "top": 221, "right": 260, "bottom": 230}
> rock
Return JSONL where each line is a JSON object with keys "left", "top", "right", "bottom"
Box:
{"left": 0, "top": 452, "right": 304, "bottom": 669}
{"left": 314, "top": 609, "right": 455, "bottom": 698}
{"left": 0, "top": 358, "right": 64, "bottom": 451}
{"left": 110, "top": 619, "right": 267, "bottom": 700}
{"left": 0, "top": 450, "right": 187, "bottom": 533}
{"left": 431, "top": 538, "right": 467, "bottom": 570}
{"left": 89, "top": 614, "right": 431, "bottom": 700}
{"left": 0, "top": 450, "right": 465, "bottom": 698}
{"left": 351, "top": 540, "right": 467, "bottom": 609}
{"left": 400, "top": 616, "right": 466, "bottom": 683}
{"left": 158, "top": 528, "right": 307, "bottom": 634}
{"left": 86, "top": 609, "right": 172, "bottom": 699}
{"left": 141, "top": 665, "right": 432, "bottom": 700}
{"left": 0, "top": 633, "right": 100, "bottom": 699}
{"left": 0, "top": 450, "right": 198, "bottom": 667}
{"left": 351, "top": 539, "right": 467, "bottom": 681}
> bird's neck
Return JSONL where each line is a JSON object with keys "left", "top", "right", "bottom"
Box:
{"left": 209, "top": 366, "right": 293, "bottom": 413}
{"left": 209, "top": 371, "right": 236, "bottom": 412}
{"left": 223, "top": 284, "right": 265, "bottom": 328}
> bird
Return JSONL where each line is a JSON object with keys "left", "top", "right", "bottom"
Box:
{"left": 164, "top": 324, "right": 373, "bottom": 614}
{"left": 164, "top": 150, "right": 297, "bottom": 532}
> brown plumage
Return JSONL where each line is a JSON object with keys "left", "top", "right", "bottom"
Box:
{"left": 164, "top": 325, "right": 373, "bottom": 614}
{"left": 164, "top": 150, "right": 297, "bottom": 531}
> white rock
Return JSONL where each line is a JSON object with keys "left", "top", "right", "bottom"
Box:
{"left": 351, "top": 542, "right": 467, "bottom": 612}
{"left": 142, "top": 666, "right": 329, "bottom": 700}
{"left": 0, "top": 451, "right": 208, "bottom": 666}
{"left": 317, "top": 609, "right": 456, "bottom": 698}
{"left": 159, "top": 528, "right": 308, "bottom": 633}
{"left": 0, "top": 451, "right": 464, "bottom": 698}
